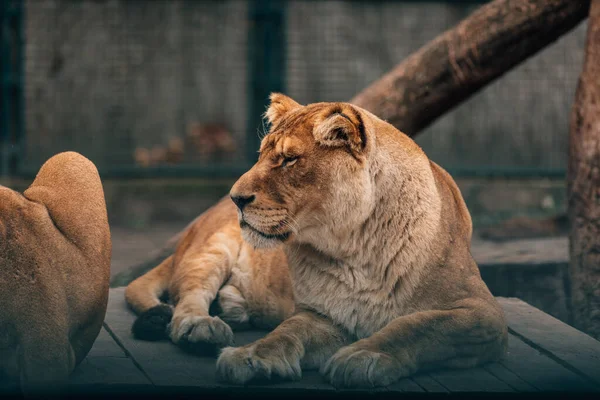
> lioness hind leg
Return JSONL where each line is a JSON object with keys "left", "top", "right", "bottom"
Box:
{"left": 244, "top": 288, "right": 295, "bottom": 331}
{"left": 215, "top": 281, "right": 294, "bottom": 332}
{"left": 214, "top": 284, "right": 251, "bottom": 331}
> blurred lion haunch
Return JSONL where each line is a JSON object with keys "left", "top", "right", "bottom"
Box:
{"left": 0, "top": 152, "right": 111, "bottom": 395}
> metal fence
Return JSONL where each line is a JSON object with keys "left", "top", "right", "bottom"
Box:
{"left": 0, "top": 0, "right": 587, "bottom": 179}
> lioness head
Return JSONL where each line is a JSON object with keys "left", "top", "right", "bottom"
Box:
{"left": 230, "top": 93, "right": 384, "bottom": 249}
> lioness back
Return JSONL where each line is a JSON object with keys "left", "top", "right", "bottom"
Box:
{"left": 125, "top": 196, "right": 294, "bottom": 350}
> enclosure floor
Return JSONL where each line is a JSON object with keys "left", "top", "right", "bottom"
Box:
{"left": 63, "top": 288, "right": 600, "bottom": 396}
{"left": 110, "top": 223, "right": 184, "bottom": 278}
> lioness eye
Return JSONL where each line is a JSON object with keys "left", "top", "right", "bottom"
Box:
{"left": 282, "top": 155, "right": 298, "bottom": 167}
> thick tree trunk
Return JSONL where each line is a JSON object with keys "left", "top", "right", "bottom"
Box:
{"left": 567, "top": 0, "right": 600, "bottom": 340}
{"left": 351, "top": 0, "right": 590, "bottom": 137}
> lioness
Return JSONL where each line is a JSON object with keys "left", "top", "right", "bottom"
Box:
{"left": 0, "top": 152, "right": 111, "bottom": 395}
{"left": 216, "top": 94, "right": 508, "bottom": 388}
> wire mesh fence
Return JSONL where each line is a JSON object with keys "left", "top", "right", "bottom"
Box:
{"left": 0, "top": 0, "right": 588, "bottom": 179}
{"left": 22, "top": 0, "right": 251, "bottom": 177}
{"left": 285, "top": 0, "right": 586, "bottom": 177}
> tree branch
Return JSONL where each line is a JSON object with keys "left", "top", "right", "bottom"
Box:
{"left": 567, "top": 0, "right": 600, "bottom": 340}
{"left": 351, "top": 0, "right": 590, "bottom": 137}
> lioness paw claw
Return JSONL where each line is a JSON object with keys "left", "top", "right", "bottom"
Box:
{"left": 321, "top": 346, "right": 405, "bottom": 389}
{"left": 169, "top": 315, "right": 234, "bottom": 348}
{"left": 216, "top": 345, "right": 301, "bottom": 385}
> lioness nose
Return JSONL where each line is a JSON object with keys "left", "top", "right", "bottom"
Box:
{"left": 230, "top": 194, "right": 255, "bottom": 211}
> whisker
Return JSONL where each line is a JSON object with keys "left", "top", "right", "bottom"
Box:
{"left": 286, "top": 215, "right": 301, "bottom": 233}
{"left": 257, "top": 116, "right": 270, "bottom": 140}
{"left": 311, "top": 214, "right": 325, "bottom": 226}
{"left": 281, "top": 221, "right": 296, "bottom": 234}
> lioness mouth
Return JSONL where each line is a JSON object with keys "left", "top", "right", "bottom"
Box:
{"left": 240, "top": 220, "right": 291, "bottom": 241}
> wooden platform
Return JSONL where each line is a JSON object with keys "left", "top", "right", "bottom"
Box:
{"left": 63, "top": 287, "right": 600, "bottom": 396}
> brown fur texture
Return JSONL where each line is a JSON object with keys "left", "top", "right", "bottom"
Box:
{"left": 216, "top": 94, "right": 508, "bottom": 388}
{"left": 125, "top": 197, "right": 294, "bottom": 351}
{"left": 0, "top": 152, "right": 111, "bottom": 395}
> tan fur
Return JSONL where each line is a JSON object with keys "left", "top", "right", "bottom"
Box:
{"left": 217, "top": 94, "right": 508, "bottom": 388}
{"left": 125, "top": 197, "right": 295, "bottom": 347}
{"left": 0, "top": 152, "right": 111, "bottom": 394}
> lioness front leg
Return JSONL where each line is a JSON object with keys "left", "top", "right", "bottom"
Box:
{"left": 169, "top": 233, "right": 240, "bottom": 351}
{"left": 322, "top": 299, "right": 507, "bottom": 388}
{"left": 216, "top": 309, "right": 351, "bottom": 384}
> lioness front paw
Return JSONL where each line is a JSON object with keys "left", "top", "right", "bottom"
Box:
{"left": 216, "top": 344, "right": 302, "bottom": 385}
{"left": 169, "top": 315, "right": 234, "bottom": 349}
{"left": 321, "top": 346, "right": 408, "bottom": 388}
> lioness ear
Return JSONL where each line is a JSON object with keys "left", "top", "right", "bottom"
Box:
{"left": 264, "top": 93, "right": 302, "bottom": 126}
{"left": 313, "top": 109, "right": 366, "bottom": 154}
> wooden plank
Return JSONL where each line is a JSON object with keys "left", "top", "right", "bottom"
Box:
{"left": 247, "top": 370, "right": 336, "bottom": 393}
{"left": 69, "top": 322, "right": 152, "bottom": 387}
{"left": 387, "top": 378, "right": 425, "bottom": 393}
{"left": 484, "top": 363, "right": 537, "bottom": 392}
{"left": 69, "top": 357, "right": 151, "bottom": 386}
{"left": 499, "top": 333, "right": 597, "bottom": 392}
{"left": 411, "top": 374, "right": 449, "bottom": 393}
{"left": 499, "top": 297, "right": 600, "bottom": 385}
{"left": 86, "top": 327, "right": 128, "bottom": 358}
{"left": 428, "top": 367, "right": 514, "bottom": 392}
